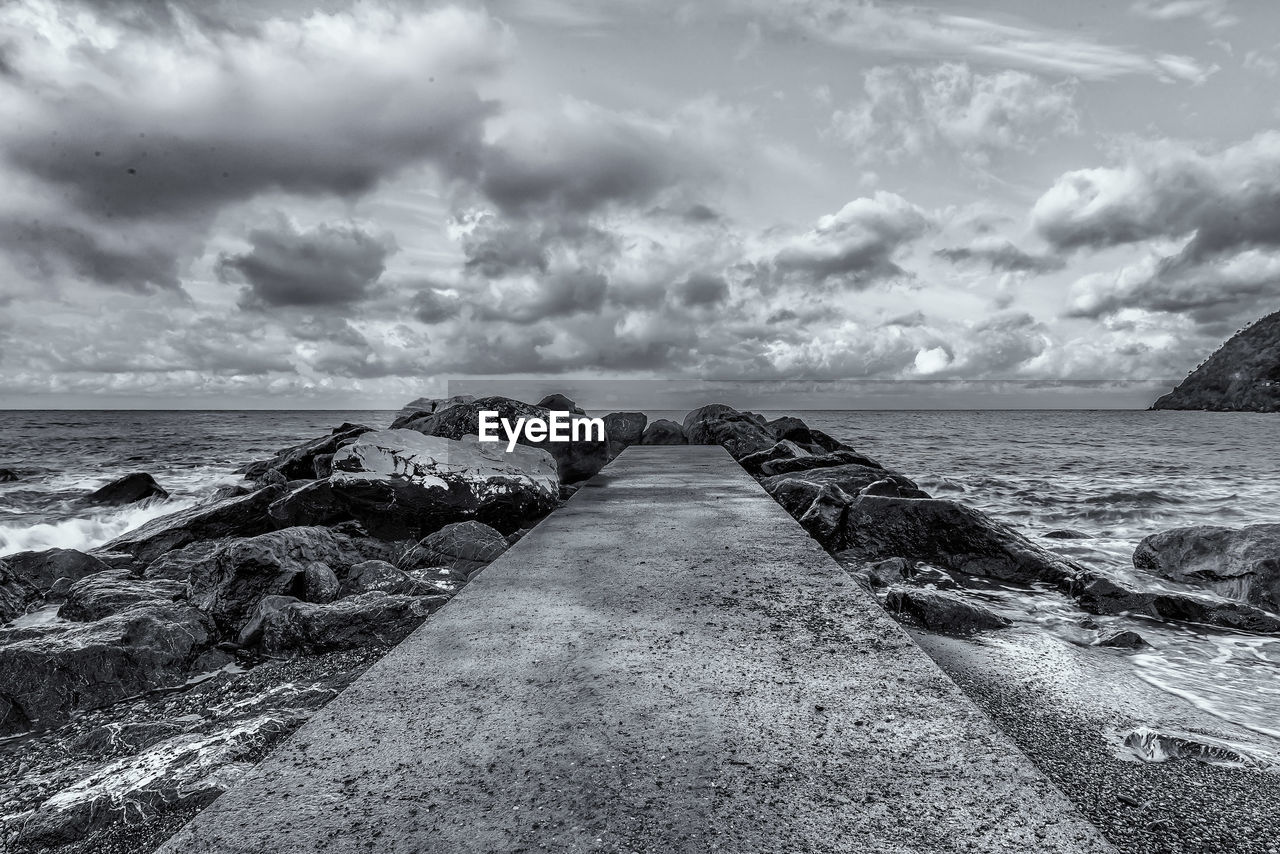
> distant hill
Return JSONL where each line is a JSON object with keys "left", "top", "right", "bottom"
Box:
{"left": 1152, "top": 310, "right": 1280, "bottom": 412}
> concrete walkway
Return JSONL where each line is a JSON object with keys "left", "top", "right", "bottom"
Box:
{"left": 160, "top": 446, "right": 1115, "bottom": 854}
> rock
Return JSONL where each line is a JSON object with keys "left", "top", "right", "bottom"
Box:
{"left": 16, "top": 714, "right": 301, "bottom": 847}
{"left": 99, "top": 484, "right": 284, "bottom": 566}
{"left": 261, "top": 422, "right": 372, "bottom": 481}
{"left": 682, "top": 404, "right": 777, "bottom": 459}
{"left": 260, "top": 592, "right": 448, "bottom": 655}
{"left": 1072, "top": 571, "right": 1280, "bottom": 634}
{"left": 797, "top": 483, "right": 858, "bottom": 547}
{"left": 1151, "top": 309, "right": 1280, "bottom": 411}
{"left": 302, "top": 563, "right": 340, "bottom": 604}
{"left": 326, "top": 429, "right": 559, "bottom": 538}
{"left": 339, "top": 560, "right": 427, "bottom": 597}
{"left": 808, "top": 429, "right": 851, "bottom": 452}
{"left": 267, "top": 479, "right": 352, "bottom": 529}
{"left": 760, "top": 464, "right": 922, "bottom": 519}
{"left": 737, "top": 440, "right": 810, "bottom": 475}
{"left": 764, "top": 416, "right": 815, "bottom": 445}
{"left": 1044, "top": 529, "right": 1092, "bottom": 540}
{"left": 537, "top": 392, "right": 586, "bottom": 414}
{"left": 235, "top": 595, "right": 301, "bottom": 647}
{"left": 858, "top": 478, "right": 922, "bottom": 498}
{"left": 3, "top": 548, "right": 109, "bottom": 592}
{"left": 841, "top": 556, "right": 911, "bottom": 589}
{"left": 0, "top": 468, "right": 18, "bottom": 482}
{"left": 81, "top": 472, "right": 169, "bottom": 506}
{"left": 312, "top": 452, "right": 336, "bottom": 479}
{"left": 1133, "top": 524, "right": 1280, "bottom": 611}
{"left": 602, "top": 411, "right": 648, "bottom": 460}
{"left": 402, "top": 396, "right": 609, "bottom": 483}
{"left": 910, "top": 564, "right": 959, "bottom": 589}
{"left": 389, "top": 394, "right": 476, "bottom": 429}
{"left": 68, "top": 720, "right": 184, "bottom": 758}
{"left": 0, "top": 603, "right": 215, "bottom": 734}
{"left": 883, "top": 587, "right": 1011, "bottom": 635}
{"left": 0, "top": 560, "right": 36, "bottom": 624}
{"left": 399, "top": 520, "right": 509, "bottom": 580}
{"left": 760, "top": 449, "right": 885, "bottom": 477}
{"left": 1098, "top": 630, "right": 1150, "bottom": 649}
{"left": 142, "top": 540, "right": 222, "bottom": 581}
{"left": 58, "top": 570, "right": 184, "bottom": 621}
{"left": 640, "top": 419, "right": 686, "bottom": 445}
{"left": 834, "top": 496, "right": 1079, "bottom": 587}
{"left": 186, "top": 527, "right": 368, "bottom": 634}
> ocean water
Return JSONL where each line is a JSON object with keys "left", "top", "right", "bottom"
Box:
{"left": 1, "top": 408, "right": 1278, "bottom": 743}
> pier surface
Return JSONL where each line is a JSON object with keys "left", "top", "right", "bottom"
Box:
{"left": 160, "top": 446, "right": 1114, "bottom": 853}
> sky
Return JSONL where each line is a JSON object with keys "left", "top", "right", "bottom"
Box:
{"left": 1, "top": 0, "right": 1278, "bottom": 409}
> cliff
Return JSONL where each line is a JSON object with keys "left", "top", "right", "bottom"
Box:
{"left": 1151, "top": 310, "right": 1280, "bottom": 412}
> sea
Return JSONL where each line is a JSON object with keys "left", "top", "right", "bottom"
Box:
{"left": 1, "top": 409, "right": 1277, "bottom": 745}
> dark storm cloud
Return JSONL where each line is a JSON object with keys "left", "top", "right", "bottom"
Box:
{"left": 2, "top": 220, "right": 182, "bottom": 290}
{"left": 934, "top": 242, "right": 1064, "bottom": 274}
{"left": 411, "top": 287, "right": 462, "bottom": 324}
{"left": 476, "top": 269, "right": 609, "bottom": 324}
{"left": 675, "top": 273, "right": 729, "bottom": 307}
{"left": 772, "top": 192, "right": 932, "bottom": 285}
{"left": 218, "top": 220, "right": 392, "bottom": 309}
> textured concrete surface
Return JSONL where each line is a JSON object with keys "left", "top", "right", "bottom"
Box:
{"left": 159, "top": 446, "right": 1115, "bottom": 854}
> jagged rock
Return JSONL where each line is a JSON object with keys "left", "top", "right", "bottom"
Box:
{"left": 260, "top": 422, "right": 372, "bottom": 481}
{"left": 339, "top": 560, "right": 428, "bottom": 597}
{"left": 738, "top": 440, "right": 810, "bottom": 475}
{"left": 797, "top": 484, "right": 857, "bottom": 546}
{"left": 235, "top": 595, "right": 302, "bottom": 647}
{"left": 682, "top": 405, "right": 776, "bottom": 459}
{"left": 760, "top": 449, "right": 885, "bottom": 477}
{"left": 312, "top": 452, "right": 336, "bottom": 479}
{"left": 15, "top": 714, "right": 302, "bottom": 847}
{"left": 1098, "top": 630, "right": 1150, "bottom": 649}
{"left": 186, "top": 527, "right": 367, "bottom": 634}
{"left": 883, "top": 587, "right": 1011, "bottom": 635}
{"left": 399, "top": 520, "right": 509, "bottom": 581}
{"left": 760, "top": 464, "right": 922, "bottom": 519}
{"left": 99, "top": 484, "right": 284, "bottom": 566}
{"left": 267, "top": 479, "right": 352, "bottom": 529}
{"left": 58, "top": 570, "right": 184, "bottom": 621}
{"left": 1134, "top": 523, "right": 1280, "bottom": 611}
{"left": 0, "top": 560, "right": 34, "bottom": 624}
{"left": 1151, "top": 310, "right": 1280, "bottom": 411}
{"left": 81, "top": 472, "right": 169, "bottom": 506}
{"left": 537, "top": 393, "right": 586, "bottom": 414}
{"left": 834, "top": 496, "right": 1079, "bottom": 587}
{"left": 0, "top": 603, "right": 215, "bottom": 734}
{"left": 142, "top": 540, "right": 222, "bottom": 582}
{"left": 0, "top": 468, "right": 18, "bottom": 482}
{"left": 840, "top": 556, "right": 911, "bottom": 589}
{"left": 602, "top": 411, "right": 648, "bottom": 460}
{"left": 401, "top": 396, "right": 609, "bottom": 483}
{"left": 808, "top": 430, "right": 851, "bottom": 452}
{"left": 389, "top": 394, "right": 476, "bottom": 429}
{"left": 326, "top": 429, "right": 559, "bottom": 538}
{"left": 1072, "top": 571, "right": 1280, "bottom": 634}
{"left": 640, "top": 419, "right": 686, "bottom": 445}
{"left": 260, "top": 592, "right": 448, "bottom": 654}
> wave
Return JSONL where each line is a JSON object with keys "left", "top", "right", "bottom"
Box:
{"left": 0, "top": 498, "right": 195, "bottom": 557}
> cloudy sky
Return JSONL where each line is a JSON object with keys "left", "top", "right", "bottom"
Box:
{"left": 1, "top": 0, "right": 1278, "bottom": 408}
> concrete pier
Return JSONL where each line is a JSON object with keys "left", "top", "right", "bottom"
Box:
{"left": 160, "top": 446, "right": 1114, "bottom": 853}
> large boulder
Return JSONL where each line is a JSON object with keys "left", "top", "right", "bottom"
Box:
{"left": 324, "top": 429, "right": 559, "bottom": 538}
{"left": 339, "top": 560, "right": 430, "bottom": 597}
{"left": 266, "top": 479, "right": 352, "bottom": 529}
{"left": 737, "top": 440, "right": 810, "bottom": 475}
{"left": 759, "top": 448, "right": 884, "bottom": 477}
{"left": 186, "top": 527, "right": 368, "bottom": 634}
{"left": 640, "top": 419, "right": 686, "bottom": 445}
{"left": 398, "top": 520, "right": 509, "bottom": 581}
{"left": 682, "top": 405, "right": 777, "bottom": 459}
{"left": 883, "top": 587, "right": 1012, "bottom": 635}
{"left": 1133, "top": 524, "right": 1280, "bottom": 611}
{"left": 58, "top": 570, "right": 184, "bottom": 621}
{"left": 99, "top": 484, "right": 284, "bottom": 566}
{"left": 0, "top": 603, "right": 215, "bottom": 734}
{"left": 1072, "top": 571, "right": 1280, "bottom": 634}
{"left": 760, "top": 464, "right": 923, "bottom": 519}
{"left": 258, "top": 422, "right": 372, "bottom": 481}
{"left": 260, "top": 592, "right": 448, "bottom": 655}
{"left": 0, "top": 560, "right": 36, "bottom": 624}
{"left": 81, "top": 472, "right": 169, "bottom": 506}
{"left": 537, "top": 393, "right": 586, "bottom": 414}
{"left": 831, "top": 496, "right": 1079, "bottom": 587}
{"left": 401, "top": 396, "right": 609, "bottom": 483}
{"left": 389, "top": 394, "right": 476, "bottom": 429}
{"left": 5, "top": 548, "right": 110, "bottom": 590}
{"left": 602, "top": 411, "right": 648, "bottom": 460}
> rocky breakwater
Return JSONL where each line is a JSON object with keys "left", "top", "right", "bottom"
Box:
{"left": 0, "top": 393, "right": 643, "bottom": 854}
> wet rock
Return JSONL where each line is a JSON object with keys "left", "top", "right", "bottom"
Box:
{"left": 15, "top": 714, "right": 302, "bottom": 847}
{"left": 760, "top": 464, "right": 922, "bottom": 520}
{"left": 312, "top": 452, "right": 336, "bottom": 479}
{"left": 682, "top": 405, "right": 776, "bottom": 459}
{"left": 640, "top": 419, "right": 686, "bottom": 445}
{"left": 910, "top": 564, "right": 959, "bottom": 589}
{"left": 58, "top": 570, "right": 184, "bottom": 621}
{"left": 1134, "top": 523, "right": 1280, "bottom": 611}
{"left": 69, "top": 720, "right": 185, "bottom": 758}
{"left": 1072, "top": 571, "right": 1280, "bottom": 634}
{"left": 4, "top": 548, "right": 110, "bottom": 592}
{"left": 858, "top": 478, "right": 924, "bottom": 498}
{"left": 326, "top": 429, "right": 559, "bottom": 538}
{"left": 260, "top": 592, "right": 448, "bottom": 655}
{"left": 836, "top": 496, "right": 1079, "bottom": 587}
{"left": 759, "top": 449, "right": 886, "bottom": 477}
{"left": 883, "top": 587, "right": 1011, "bottom": 635}
{"left": 81, "top": 472, "right": 169, "bottom": 506}
{"left": 0, "top": 603, "right": 215, "bottom": 734}
{"left": 764, "top": 416, "right": 815, "bottom": 445}
{"left": 100, "top": 484, "right": 284, "bottom": 566}
{"left": 738, "top": 440, "right": 810, "bottom": 475}
{"left": 235, "top": 595, "right": 302, "bottom": 647}
{"left": 142, "top": 540, "right": 221, "bottom": 582}
{"left": 537, "top": 392, "right": 586, "bottom": 414}
{"left": 339, "top": 560, "right": 427, "bottom": 597}
{"left": 602, "top": 411, "right": 648, "bottom": 460}
{"left": 0, "top": 468, "right": 18, "bottom": 482}
{"left": 1044, "top": 529, "right": 1092, "bottom": 540}
{"left": 0, "top": 560, "right": 35, "bottom": 624}
{"left": 398, "top": 520, "right": 509, "bottom": 581}
{"left": 1098, "top": 630, "right": 1150, "bottom": 649}
{"left": 840, "top": 556, "right": 910, "bottom": 589}
{"left": 1120, "top": 726, "right": 1268, "bottom": 768}
{"left": 302, "top": 563, "right": 340, "bottom": 604}
{"left": 797, "top": 483, "right": 857, "bottom": 547}
{"left": 388, "top": 394, "right": 476, "bottom": 429}
{"left": 266, "top": 479, "right": 352, "bottom": 529}
{"left": 260, "top": 422, "right": 372, "bottom": 481}
{"left": 187, "top": 527, "right": 367, "bottom": 634}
